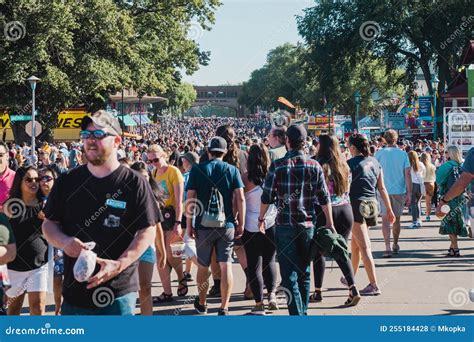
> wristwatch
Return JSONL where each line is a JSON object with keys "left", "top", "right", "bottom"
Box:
{"left": 258, "top": 217, "right": 265, "bottom": 222}
{"left": 175, "top": 220, "right": 182, "bottom": 224}
{"left": 440, "top": 196, "right": 449, "bottom": 204}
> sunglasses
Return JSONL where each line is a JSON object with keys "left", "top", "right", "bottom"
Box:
{"left": 80, "top": 130, "right": 116, "bottom": 140}
{"left": 24, "top": 177, "right": 39, "bottom": 183}
{"left": 146, "top": 158, "right": 160, "bottom": 164}
{"left": 40, "top": 176, "right": 53, "bottom": 182}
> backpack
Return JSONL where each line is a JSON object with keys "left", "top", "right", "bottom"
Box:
{"left": 200, "top": 186, "right": 226, "bottom": 228}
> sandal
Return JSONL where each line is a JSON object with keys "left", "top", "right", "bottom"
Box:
{"left": 453, "top": 248, "right": 461, "bottom": 257}
{"left": 344, "top": 287, "right": 361, "bottom": 307}
{"left": 177, "top": 278, "right": 188, "bottom": 297}
{"left": 382, "top": 250, "right": 392, "bottom": 258}
{"left": 153, "top": 292, "right": 173, "bottom": 303}
{"left": 446, "top": 248, "right": 455, "bottom": 257}
{"left": 309, "top": 290, "right": 323, "bottom": 303}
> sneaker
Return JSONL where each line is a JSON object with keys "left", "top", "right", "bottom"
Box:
{"left": 250, "top": 304, "right": 266, "bottom": 315}
{"left": 425, "top": 216, "right": 431, "bottom": 222}
{"left": 193, "top": 297, "right": 207, "bottom": 315}
{"left": 340, "top": 276, "right": 349, "bottom": 288}
{"left": 408, "top": 223, "right": 418, "bottom": 229}
{"left": 217, "top": 308, "right": 229, "bottom": 316}
{"left": 309, "top": 290, "right": 323, "bottom": 302}
{"left": 267, "top": 292, "right": 279, "bottom": 311}
{"left": 208, "top": 284, "right": 221, "bottom": 297}
{"left": 360, "top": 283, "right": 381, "bottom": 296}
{"left": 415, "top": 220, "right": 422, "bottom": 227}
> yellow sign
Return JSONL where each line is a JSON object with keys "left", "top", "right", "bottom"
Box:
{"left": 0, "top": 112, "right": 11, "bottom": 129}
{"left": 57, "top": 110, "right": 90, "bottom": 129}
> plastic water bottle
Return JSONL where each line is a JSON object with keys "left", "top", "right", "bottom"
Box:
{"left": 440, "top": 204, "right": 450, "bottom": 215}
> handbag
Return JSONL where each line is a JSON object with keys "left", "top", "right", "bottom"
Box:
{"left": 161, "top": 206, "right": 176, "bottom": 231}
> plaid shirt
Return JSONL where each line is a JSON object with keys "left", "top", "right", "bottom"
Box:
{"left": 261, "top": 149, "right": 330, "bottom": 228}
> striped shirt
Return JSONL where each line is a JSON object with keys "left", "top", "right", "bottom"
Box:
{"left": 261, "top": 149, "right": 330, "bottom": 228}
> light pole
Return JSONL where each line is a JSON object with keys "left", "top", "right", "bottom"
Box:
{"left": 121, "top": 87, "right": 124, "bottom": 139}
{"left": 431, "top": 76, "right": 439, "bottom": 140}
{"left": 138, "top": 94, "right": 143, "bottom": 138}
{"left": 354, "top": 90, "right": 361, "bottom": 133}
{"left": 326, "top": 104, "right": 333, "bottom": 133}
{"left": 27, "top": 76, "right": 40, "bottom": 165}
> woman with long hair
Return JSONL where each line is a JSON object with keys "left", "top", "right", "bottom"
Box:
{"left": 347, "top": 134, "right": 395, "bottom": 296}
{"left": 408, "top": 151, "right": 426, "bottom": 229}
{"left": 436, "top": 146, "right": 469, "bottom": 257}
{"left": 420, "top": 153, "right": 436, "bottom": 221}
{"left": 215, "top": 124, "right": 251, "bottom": 299}
{"left": 131, "top": 161, "right": 167, "bottom": 315}
{"left": 310, "top": 134, "right": 360, "bottom": 306}
{"left": 146, "top": 144, "right": 186, "bottom": 303}
{"left": 38, "top": 166, "right": 60, "bottom": 315}
{"left": 242, "top": 143, "right": 278, "bottom": 315}
{"left": 6, "top": 166, "right": 48, "bottom": 315}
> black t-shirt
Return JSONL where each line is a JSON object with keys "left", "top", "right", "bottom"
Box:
{"left": 44, "top": 165, "right": 162, "bottom": 308}
{"left": 8, "top": 202, "right": 47, "bottom": 272}
{"left": 347, "top": 155, "right": 381, "bottom": 200}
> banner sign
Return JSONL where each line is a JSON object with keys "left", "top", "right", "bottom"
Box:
{"left": 418, "top": 96, "right": 433, "bottom": 117}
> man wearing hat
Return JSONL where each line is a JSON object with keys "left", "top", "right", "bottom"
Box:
{"left": 185, "top": 136, "right": 245, "bottom": 316}
{"left": 42, "top": 110, "right": 162, "bottom": 315}
{"left": 259, "top": 124, "right": 335, "bottom": 315}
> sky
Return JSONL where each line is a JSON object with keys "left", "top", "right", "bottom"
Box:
{"left": 182, "top": 0, "right": 314, "bottom": 86}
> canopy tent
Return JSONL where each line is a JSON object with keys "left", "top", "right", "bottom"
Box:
{"left": 116, "top": 114, "right": 137, "bottom": 127}
{"left": 132, "top": 114, "right": 152, "bottom": 125}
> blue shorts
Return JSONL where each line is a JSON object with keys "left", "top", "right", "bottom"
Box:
{"left": 139, "top": 246, "right": 156, "bottom": 264}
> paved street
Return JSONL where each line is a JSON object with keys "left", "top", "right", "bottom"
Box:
{"left": 25, "top": 208, "right": 474, "bottom": 316}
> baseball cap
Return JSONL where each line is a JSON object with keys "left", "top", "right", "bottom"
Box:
{"left": 286, "top": 124, "right": 307, "bottom": 143}
{"left": 81, "top": 110, "right": 122, "bottom": 136}
{"left": 182, "top": 152, "right": 199, "bottom": 165}
{"left": 425, "top": 146, "right": 433, "bottom": 153}
{"left": 208, "top": 136, "right": 227, "bottom": 153}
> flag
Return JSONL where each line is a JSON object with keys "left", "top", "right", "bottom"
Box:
{"left": 277, "top": 96, "right": 295, "bottom": 109}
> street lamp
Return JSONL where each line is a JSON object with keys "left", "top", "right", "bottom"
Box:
{"left": 354, "top": 90, "right": 361, "bottom": 133}
{"left": 138, "top": 93, "right": 143, "bottom": 138}
{"left": 431, "top": 76, "right": 439, "bottom": 140}
{"left": 27, "top": 76, "right": 40, "bottom": 165}
{"left": 326, "top": 104, "right": 333, "bottom": 133}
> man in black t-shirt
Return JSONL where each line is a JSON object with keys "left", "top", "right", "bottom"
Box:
{"left": 42, "top": 110, "right": 162, "bottom": 315}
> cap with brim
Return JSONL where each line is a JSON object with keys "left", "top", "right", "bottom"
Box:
{"left": 208, "top": 136, "right": 227, "bottom": 153}
{"left": 81, "top": 110, "right": 122, "bottom": 136}
{"left": 286, "top": 124, "right": 307, "bottom": 143}
{"left": 182, "top": 152, "right": 199, "bottom": 164}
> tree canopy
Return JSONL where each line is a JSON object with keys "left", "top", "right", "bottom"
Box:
{"left": 0, "top": 0, "right": 220, "bottom": 137}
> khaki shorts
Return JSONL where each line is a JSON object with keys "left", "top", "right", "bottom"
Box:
{"left": 379, "top": 194, "right": 405, "bottom": 217}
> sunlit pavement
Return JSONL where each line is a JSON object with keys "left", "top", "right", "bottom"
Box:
{"left": 25, "top": 208, "right": 474, "bottom": 316}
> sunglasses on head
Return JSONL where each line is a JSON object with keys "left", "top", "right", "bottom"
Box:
{"left": 24, "top": 177, "right": 39, "bottom": 183}
{"left": 146, "top": 158, "right": 160, "bottom": 164}
{"left": 80, "top": 129, "right": 116, "bottom": 140}
{"left": 40, "top": 176, "right": 53, "bottom": 182}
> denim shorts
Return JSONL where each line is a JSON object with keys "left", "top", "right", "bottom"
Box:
{"left": 139, "top": 246, "right": 156, "bottom": 264}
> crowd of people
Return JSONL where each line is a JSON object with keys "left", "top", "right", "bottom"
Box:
{"left": 0, "top": 112, "right": 471, "bottom": 316}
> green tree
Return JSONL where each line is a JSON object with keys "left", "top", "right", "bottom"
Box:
{"left": 297, "top": 0, "right": 474, "bottom": 125}
{"left": 0, "top": 0, "right": 220, "bottom": 141}
{"left": 164, "top": 82, "right": 197, "bottom": 116}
